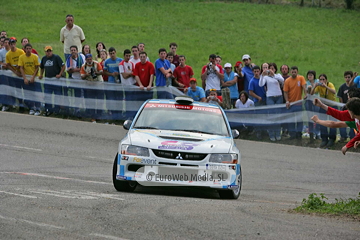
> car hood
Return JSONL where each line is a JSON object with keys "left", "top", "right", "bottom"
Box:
{"left": 127, "top": 129, "right": 232, "bottom": 153}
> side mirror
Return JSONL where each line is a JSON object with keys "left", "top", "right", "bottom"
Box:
{"left": 232, "top": 129, "right": 239, "bottom": 139}
{"left": 123, "top": 120, "right": 132, "bottom": 130}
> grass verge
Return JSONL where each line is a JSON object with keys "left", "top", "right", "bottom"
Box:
{"left": 293, "top": 193, "right": 360, "bottom": 220}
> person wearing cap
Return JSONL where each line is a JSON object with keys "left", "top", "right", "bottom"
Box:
{"left": 5, "top": 37, "right": 24, "bottom": 77}
{"left": 18, "top": 43, "right": 41, "bottom": 116}
{"left": 60, "top": 14, "right": 85, "bottom": 76}
{"left": 241, "top": 54, "right": 255, "bottom": 93}
{"left": 184, "top": 78, "right": 206, "bottom": 102}
{"left": 80, "top": 53, "right": 103, "bottom": 123}
{"left": 201, "top": 54, "right": 224, "bottom": 96}
{"left": 205, "top": 89, "right": 223, "bottom": 108}
{"left": 173, "top": 55, "right": 194, "bottom": 91}
{"left": 234, "top": 61, "right": 244, "bottom": 92}
{"left": 39, "top": 46, "right": 65, "bottom": 116}
{"left": 221, "top": 63, "right": 239, "bottom": 108}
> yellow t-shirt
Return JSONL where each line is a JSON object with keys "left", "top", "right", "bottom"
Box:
{"left": 314, "top": 82, "right": 336, "bottom": 101}
{"left": 5, "top": 48, "right": 25, "bottom": 67}
{"left": 18, "top": 53, "right": 40, "bottom": 76}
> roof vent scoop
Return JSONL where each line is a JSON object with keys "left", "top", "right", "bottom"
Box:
{"left": 175, "top": 96, "right": 194, "bottom": 105}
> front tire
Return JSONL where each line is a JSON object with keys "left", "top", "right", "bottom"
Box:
{"left": 218, "top": 168, "right": 242, "bottom": 199}
{"left": 112, "top": 153, "right": 137, "bottom": 192}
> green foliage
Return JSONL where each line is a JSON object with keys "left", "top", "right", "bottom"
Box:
{"left": 1, "top": 0, "right": 359, "bottom": 90}
{"left": 295, "top": 193, "right": 360, "bottom": 215}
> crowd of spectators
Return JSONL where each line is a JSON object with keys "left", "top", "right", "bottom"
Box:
{"left": 0, "top": 14, "right": 359, "bottom": 150}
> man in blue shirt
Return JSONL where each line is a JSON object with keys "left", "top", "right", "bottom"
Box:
{"left": 241, "top": 54, "right": 255, "bottom": 93}
{"left": 155, "top": 48, "right": 172, "bottom": 87}
{"left": 248, "top": 65, "right": 266, "bottom": 106}
{"left": 185, "top": 78, "right": 206, "bottom": 102}
{"left": 350, "top": 72, "right": 360, "bottom": 88}
{"left": 103, "top": 47, "right": 123, "bottom": 83}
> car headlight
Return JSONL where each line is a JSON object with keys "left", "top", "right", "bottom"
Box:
{"left": 209, "top": 154, "right": 238, "bottom": 164}
{"left": 121, "top": 145, "right": 150, "bottom": 157}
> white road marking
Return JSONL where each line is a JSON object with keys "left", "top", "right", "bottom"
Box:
{"left": 1, "top": 172, "right": 111, "bottom": 185}
{"left": 89, "top": 233, "right": 129, "bottom": 240}
{"left": 27, "top": 189, "right": 98, "bottom": 200}
{"left": 0, "top": 190, "right": 38, "bottom": 199}
{"left": 0, "top": 214, "right": 65, "bottom": 229}
{"left": 0, "top": 143, "right": 42, "bottom": 151}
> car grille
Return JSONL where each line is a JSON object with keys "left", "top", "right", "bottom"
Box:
{"left": 152, "top": 149, "right": 207, "bottom": 161}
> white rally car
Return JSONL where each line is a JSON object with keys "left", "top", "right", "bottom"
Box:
{"left": 113, "top": 97, "right": 242, "bottom": 199}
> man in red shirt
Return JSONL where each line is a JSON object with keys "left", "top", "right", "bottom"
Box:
{"left": 173, "top": 55, "right": 194, "bottom": 91}
{"left": 134, "top": 51, "right": 155, "bottom": 100}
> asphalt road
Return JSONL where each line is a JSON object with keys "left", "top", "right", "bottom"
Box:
{"left": 0, "top": 112, "right": 359, "bottom": 240}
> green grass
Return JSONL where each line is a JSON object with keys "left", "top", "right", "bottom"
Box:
{"left": 1, "top": 0, "right": 359, "bottom": 94}
{"left": 294, "top": 193, "right": 360, "bottom": 216}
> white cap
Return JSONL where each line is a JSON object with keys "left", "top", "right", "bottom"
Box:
{"left": 224, "top": 63, "right": 232, "bottom": 68}
{"left": 242, "top": 54, "right": 251, "bottom": 60}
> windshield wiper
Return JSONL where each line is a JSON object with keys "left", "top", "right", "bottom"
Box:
{"left": 135, "top": 126, "right": 159, "bottom": 129}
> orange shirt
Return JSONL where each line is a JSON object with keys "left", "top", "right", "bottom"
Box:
{"left": 283, "top": 75, "right": 306, "bottom": 102}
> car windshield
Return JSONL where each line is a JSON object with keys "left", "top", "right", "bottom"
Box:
{"left": 133, "top": 103, "right": 230, "bottom": 136}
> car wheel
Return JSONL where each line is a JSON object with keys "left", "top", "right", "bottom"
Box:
{"left": 112, "top": 153, "right": 137, "bottom": 192}
{"left": 218, "top": 168, "right": 242, "bottom": 199}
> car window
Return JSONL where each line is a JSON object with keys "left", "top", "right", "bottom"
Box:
{"left": 133, "top": 103, "right": 229, "bottom": 136}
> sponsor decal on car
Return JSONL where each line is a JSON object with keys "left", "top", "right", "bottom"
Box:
{"left": 133, "top": 157, "right": 157, "bottom": 165}
{"left": 145, "top": 103, "right": 221, "bottom": 114}
{"left": 117, "top": 175, "right": 128, "bottom": 180}
{"left": 158, "top": 140, "right": 198, "bottom": 150}
{"left": 121, "top": 156, "right": 129, "bottom": 161}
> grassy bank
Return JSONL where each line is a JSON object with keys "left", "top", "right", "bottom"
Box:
{"left": 1, "top": 0, "right": 359, "bottom": 91}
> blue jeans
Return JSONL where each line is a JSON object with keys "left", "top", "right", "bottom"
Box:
{"left": 305, "top": 99, "right": 320, "bottom": 136}
{"left": 266, "top": 95, "right": 282, "bottom": 139}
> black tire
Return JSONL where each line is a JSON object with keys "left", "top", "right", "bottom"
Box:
{"left": 218, "top": 168, "right": 242, "bottom": 199}
{"left": 112, "top": 153, "right": 137, "bottom": 192}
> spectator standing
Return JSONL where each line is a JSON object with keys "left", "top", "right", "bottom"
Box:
{"left": 305, "top": 70, "right": 320, "bottom": 142}
{"left": 155, "top": 48, "right": 172, "bottom": 87}
{"left": 4, "top": 38, "right": 25, "bottom": 111}
{"left": 173, "top": 55, "right": 194, "bottom": 91}
{"left": 18, "top": 43, "right": 41, "bottom": 116}
{"left": 169, "top": 42, "right": 179, "bottom": 67}
{"left": 103, "top": 47, "right": 122, "bottom": 83}
{"left": 184, "top": 78, "right": 206, "bottom": 102}
{"left": 280, "top": 64, "right": 290, "bottom": 81}
{"left": 21, "top": 38, "right": 38, "bottom": 55}
{"left": 241, "top": 54, "right": 254, "bottom": 93}
{"left": 103, "top": 47, "right": 123, "bottom": 120}
{"left": 165, "top": 52, "right": 176, "bottom": 87}
{"left": 338, "top": 71, "right": 356, "bottom": 142}
{"left": 259, "top": 62, "right": 284, "bottom": 141}
{"left": 95, "top": 42, "right": 106, "bottom": 62}
{"left": 249, "top": 65, "right": 266, "bottom": 106}
{"left": 134, "top": 51, "right": 154, "bottom": 99}
{"left": 82, "top": 44, "right": 91, "bottom": 55}
{"left": 99, "top": 49, "right": 108, "bottom": 82}
{"left": 234, "top": 61, "right": 244, "bottom": 93}
{"left": 137, "top": 43, "right": 150, "bottom": 62}
{"left": 221, "top": 63, "right": 238, "bottom": 108}
{"left": 65, "top": 45, "right": 85, "bottom": 115}
{"left": 39, "top": 46, "right": 65, "bottom": 116}
{"left": 310, "top": 74, "right": 337, "bottom": 148}
{"left": 119, "top": 49, "right": 136, "bottom": 86}
{"left": 0, "top": 38, "right": 10, "bottom": 71}
{"left": 201, "top": 54, "right": 224, "bottom": 96}
{"left": 0, "top": 31, "right": 7, "bottom": 38}
{"left": 80, "top": 53, "right": 103, "bottom": 123}
{"left": 283, "top": 66, "right": 307, "bottom": 140}
{"left": 129, "top": 46, "right": 140, "bottom": 66}
{"left": 60, "top": 14, "right": 85, "bottom": 77}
